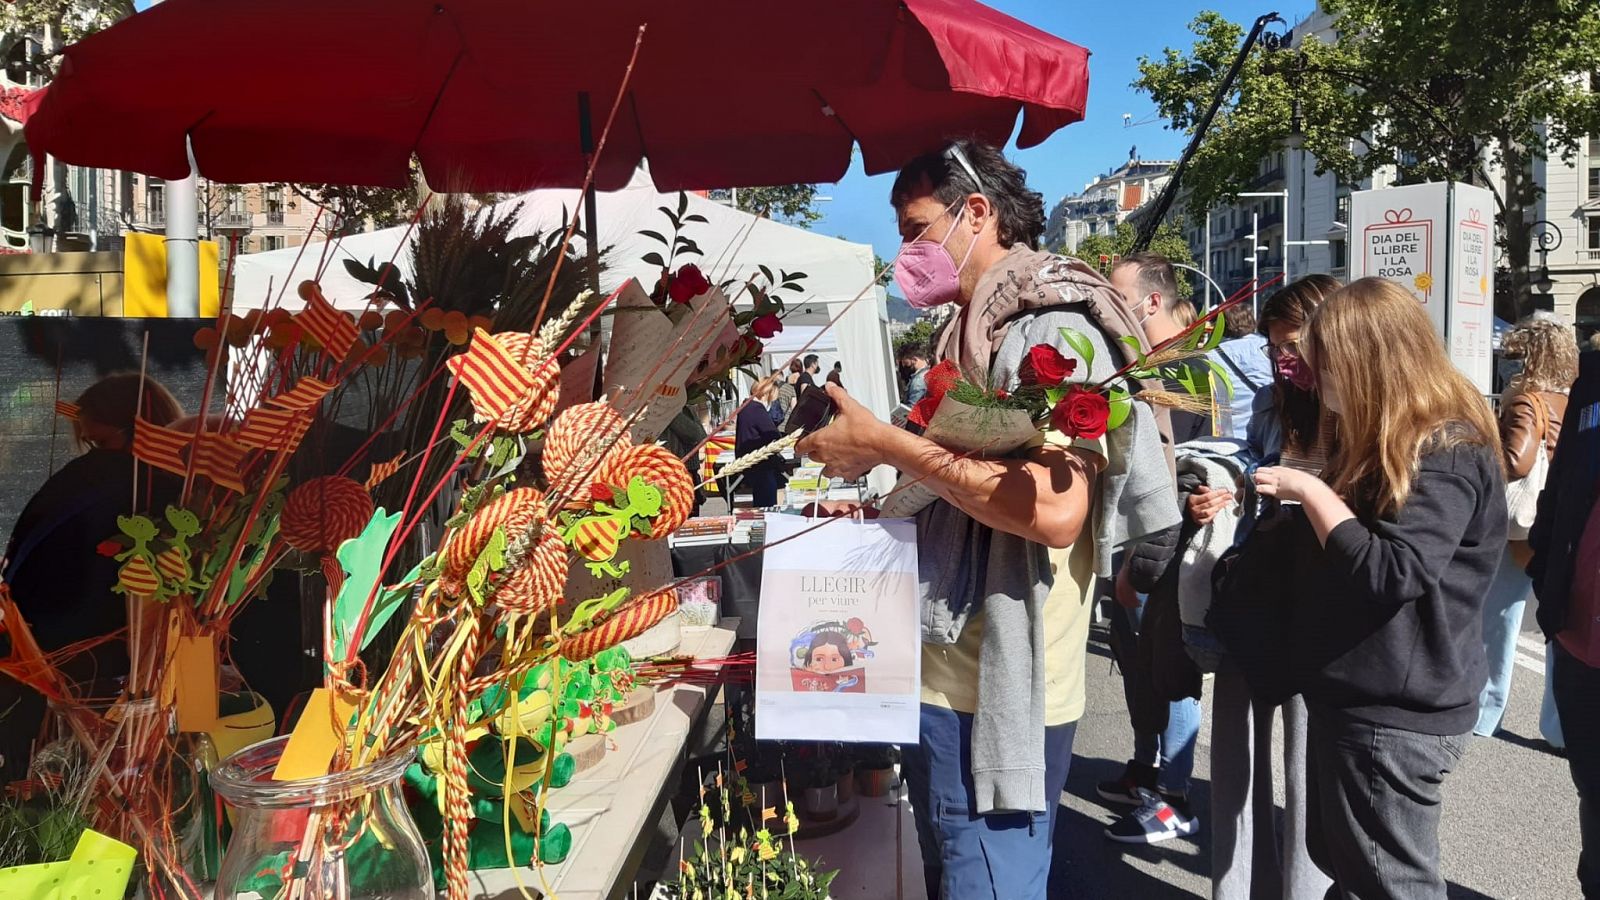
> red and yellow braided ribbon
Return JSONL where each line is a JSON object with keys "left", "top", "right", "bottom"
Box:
{"left": 561, "top": 589, "right": 679, "bottom": 661}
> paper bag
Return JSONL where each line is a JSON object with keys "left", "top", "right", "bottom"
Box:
{"left": 602, "top": 279, "right": 732, "bottom": 443}
{"left": 756, "top": 514, "right": 920, "bottom": 743}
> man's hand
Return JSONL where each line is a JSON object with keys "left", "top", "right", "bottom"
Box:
{"left": 795, "top": 385, "right": 892, "bottom": 481}
{"left": 1186, "top": 485, "right": 1235, "bottom": 526}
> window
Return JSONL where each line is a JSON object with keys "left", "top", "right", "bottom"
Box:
{"left": 145, "top": 180, "right": 165, "bottom": 224}
{"left": 1331, "top": 238, "right": 1348, "bottom": 270}
{"left": 1335, "top": 192, "right": 1352, "bottom": 225}
{"left": 259, "top": 235, "right": 284, "bottom": 252}
{"left": 1589, "top": 216, "right": 1600, "bottom": 250}
{"left": 1589, "top": 136, "right": 1600, "bottom": 200}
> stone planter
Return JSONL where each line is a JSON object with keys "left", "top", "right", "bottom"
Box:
{"left": 801, "top": 783, "right": 838, "bottom": 821}
{"left": 834, "top": 768, "right": 856, "bottom": 805}
{"left": 855, "top": 765, "right": 895, "bottom": 798}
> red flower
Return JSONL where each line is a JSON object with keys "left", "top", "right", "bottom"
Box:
{"left": 1051, "top": 387, "right": 1111, "bottom": 440}
{"left": 96, "top": 539, "right": 121, "bottom": 558}
{"left": 908, "top": 360, "right": 961, "bottom": 428}
{"left": 737, "top": 334, "right": 764, "bottom": 359}
{"left": 1020, "top": 344, "right": 1076, "bottom": 387}
{"left": 668, "top": 265, "right": 712, "bottom": 304}
{"left": 750, "top": 314, "right": 783, "bottom": 339}
{"left": 589, "top": 483, "right": 618, "bottom": 504}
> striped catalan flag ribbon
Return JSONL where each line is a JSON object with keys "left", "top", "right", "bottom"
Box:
{"left": 132, "top": 417, "right": 192, "bottom": 476}
{"left": 237, "top": 406, "right": 311, "bottom": 452}
{"left": 363, "top": 451, "right": 405, "bottom": 490}
{"left": 265, "top": 377, "right": 334, "bottom": 411}
{"left": 54, "top": 400, "right": 80, "bottom": 421}
{"left": 296, "top": 287, "right": 358, "bottom": 359}
{"left": 446, "top": 328, "right": 536, "bottom": 421}
{"left": 194, "top": 432, "right": 248, "bottom": 493}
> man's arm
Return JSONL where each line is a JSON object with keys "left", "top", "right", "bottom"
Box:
{"left": 797, "top": 385, "right": 1097, "bottom": 548}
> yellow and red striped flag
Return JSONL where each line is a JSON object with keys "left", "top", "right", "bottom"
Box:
{"left": 296, "top": 287, "right": 358, "bottom": 359}
{"left": 132, "top": 417, "right": 192, "bottom": 476}
{"left": 237, "top": 406, "right": 311, "bottom": 452}
{"left": 363, "top": 451, "right": 405, "bottom": 490}
{"left": 446, "top": 328, "right": 536, "bottom": 421}
{"left": 54, "top": 400, "right": 79, "bottom": 421}
{"left": 265, "top": 376, "right": 334, "bottom": 412}
{"left": 194, "top": 431, "right": 249, "bottom": 493}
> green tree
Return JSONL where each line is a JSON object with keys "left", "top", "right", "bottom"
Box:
{"left": 733, "top": 184, "right": 823, "bottom": 228}
{"left": 893, "top": 319, "right": 937, "bottom": 358}
{"left": 1136, "top": 5, "right": 1600, "bottom": 315}
{"left": 0, "top": 1, "right": 135, "bottom": 77}
{"left": 1068, "top": 221, "right": 1196, "bottom": 299}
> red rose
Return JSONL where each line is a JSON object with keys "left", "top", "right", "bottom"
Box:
{"left": 750, "top": 314, "right": 783, "bottom": 339}
{"left": 1020, "top": 344, "right": 1076, "bottom": 386}
{"left": 668, "top": 264, "right": 712, "bottom": 304}
{"left": 96, "top": 539, "right": 121, "bottom": 558}
{"left": 738, "top": 334, "right": 764, "bottom": 358}
{"left": 1051, "top": 386, "right": 1111, "bottom": 440}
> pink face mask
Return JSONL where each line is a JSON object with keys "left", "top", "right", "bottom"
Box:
{"left": 894, "top": 209, "right": 978, "bottom": 309}
{"left": 1274, "top": 353, "right": 1317, "bottom": 391}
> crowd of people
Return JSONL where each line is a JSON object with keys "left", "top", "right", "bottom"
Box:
{"left": 797, "top": 139, "right": 1599, "bottom": 899}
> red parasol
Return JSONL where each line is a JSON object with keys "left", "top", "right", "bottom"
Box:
{"left": 24, "top": 0, "right": 1090, "bottom": 192}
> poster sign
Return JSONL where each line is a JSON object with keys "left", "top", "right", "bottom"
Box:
{"left": 1351, "top": 181, "right": 1496, "bottom": 393}
{"left": 756, "top": 513, "right": 920, "bottom": 743}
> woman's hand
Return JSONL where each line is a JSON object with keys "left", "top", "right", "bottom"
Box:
{"left": 1186, "top": 485, "right": 1235, "bottom": 526}
{"left": 1253, "top": 466, "right": 1324, "bottom": 504}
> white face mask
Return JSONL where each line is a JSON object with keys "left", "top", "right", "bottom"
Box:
{"left": 1129, "top": 294, "right": 1155, "bottom": 327}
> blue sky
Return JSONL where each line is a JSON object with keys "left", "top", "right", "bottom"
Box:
{"left": 813, "top": 0, "right": 1315, "bottom": 263}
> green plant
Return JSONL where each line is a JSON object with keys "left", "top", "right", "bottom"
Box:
{"left": 662, "top": 770, "right": 837, "bottom": 900}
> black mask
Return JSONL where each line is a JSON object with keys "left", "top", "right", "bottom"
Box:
{"left": 897, "top": 365, "right": 913, "bottom": 381}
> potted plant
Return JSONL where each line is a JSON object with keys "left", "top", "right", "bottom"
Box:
{"left": 798, "top": 745, "right": 839, "bottom": 821}
{"left": 853, "top": 744, "right": 899, "bottom": 798}
{"left": 833, "top": 744, "right": 856, "bottom": 806}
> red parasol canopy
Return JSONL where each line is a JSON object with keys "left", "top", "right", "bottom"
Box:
{"left": 25, "top": 0, "right": 1089, "bottom": 192}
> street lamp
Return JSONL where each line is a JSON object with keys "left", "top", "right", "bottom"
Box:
{"left": 1531, "top": 220, "right": 1562, "bottom": 310}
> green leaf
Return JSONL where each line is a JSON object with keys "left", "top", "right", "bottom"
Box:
{"left": 1203, "top": 357, "right": 1234, "bottom": 399}
{"left": 639, "top": 229, "right": 668, "bottom": 245}
{"left": 1183, "top": 325, "right": 1205, "bottom": 351}
{"left": 1119, "top": 334, "right": 1148, "bottom": 366}
{"left": 1107, "top": 388, "right": 1133, "bottom": 431}
{"left": 641, "top": 251, "right": 666, "bottom": 268}
{"left": 1201, "top": 312, "right": 1228, "bottom": 352}
{"left": 1058, "top": 327, "right": 1096, "bottom": 370}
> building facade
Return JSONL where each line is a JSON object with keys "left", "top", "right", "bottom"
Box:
{"left": 1044, "top": 157, "right": 1175, "bottom": 252}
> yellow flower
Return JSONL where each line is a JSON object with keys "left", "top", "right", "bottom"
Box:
{"left": 1414, "top": 272, "right": 1434, "bottom": 292}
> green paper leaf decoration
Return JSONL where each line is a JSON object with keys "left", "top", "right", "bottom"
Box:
{"left": 1203, "top": 357, "right": 1234, "bottom": 400}
{"left": 1201, "top": 312, "right": 1229, "bottom": 352}
{"left": 330, "top": 508, "right": 403, "bottom": 662}
{"left": 1119, "top": 334, "right": 1147, "bottom": 366}
{"left": 1058, "top": 327, "right": 1095, "bottom": 371}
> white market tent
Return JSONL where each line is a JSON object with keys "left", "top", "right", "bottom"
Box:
{"left": 232, "top": 170, "right": 895, "bottom": 426}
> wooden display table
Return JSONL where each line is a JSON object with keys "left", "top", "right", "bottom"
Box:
{"left": 466, "top": 620, "right": 739, "bottom": 899}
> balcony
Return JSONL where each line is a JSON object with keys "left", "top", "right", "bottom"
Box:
{"left": 1580, "top": 248, "right": 1600, "bottom": 262}
{"left": 1249, "top": 166, "right": 1286, "bottom": 188}
{"left": 215, "top": 211, "right": 252, "bottom": 230}
{"left": 266, "top": 210, "right": 286, "bottom": 225}
{"left": 141, "top": 211, "right": 166, "bottom": 228}
{"left": 1258, "top": 211, "right": 1284, "bottom": 231}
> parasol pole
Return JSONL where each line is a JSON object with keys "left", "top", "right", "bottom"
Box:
{"left": 578, "top": 92, "right": 603, "bottom": 297}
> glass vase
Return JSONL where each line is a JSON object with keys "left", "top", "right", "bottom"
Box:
{"left": 212, "top": 736, "right": 433, "bottom": 900}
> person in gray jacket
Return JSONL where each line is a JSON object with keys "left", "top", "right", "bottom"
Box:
{"left": 799, "top": 140, "right": 1177, "bottom": 900}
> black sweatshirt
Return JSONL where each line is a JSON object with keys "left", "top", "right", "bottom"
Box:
{"left": 1290, "top": 441, "right": 1507, "bottom": 736}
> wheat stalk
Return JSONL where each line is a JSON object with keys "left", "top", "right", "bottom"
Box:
{"left": 1139, "top": 388, "right": 1214, "bottom": 415}
{"left": 709, "top": 432, "right": 799, "bottom": 485}
{"left": 537, "top": 289, "right": 597, "bottom": 347}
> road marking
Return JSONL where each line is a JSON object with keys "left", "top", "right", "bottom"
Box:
{"left": 1515, "top": 653, "right": 1544, "bottom": 675}
{"left": 1517, "top": 634, "right": 1547, "bottom": 656}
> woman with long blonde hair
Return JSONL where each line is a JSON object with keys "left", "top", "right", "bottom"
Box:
{"left": 1252, "top": 278, "right": 1506, "bottom": 899}
{"left": 1477, "top": 317, "right": 1577, "bottom": 741}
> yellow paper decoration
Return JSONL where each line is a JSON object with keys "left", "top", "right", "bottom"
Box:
{"left": 0, "top": 829, "right": 137, "bottom": 899}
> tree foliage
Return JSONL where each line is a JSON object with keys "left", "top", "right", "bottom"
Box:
{"left": 893, "top": 319, "right": 938, "bottom": 358}
{"left": 732, "top": 183, "right": 823, "bottom": 228}
{"left": 1068, "top": 221, "right": 1196, "bottom": 299}
{"left": 1135, "top": 5, "right": 1600, "bottom": 214}
{"left": 0, "top": 0, "right": 135, "bottom": 77}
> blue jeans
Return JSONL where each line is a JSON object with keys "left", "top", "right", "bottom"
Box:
{"left": 1475, "top": 543, "right": 1533, "bottom": 736}
{"left": 1552, "top": 640, "right": 1600, "bottom": 897}
{"left": 900, "top": 704, "right": 1077, "bottom": 900}
{"left": 1111, "top": 595, "right": 1202, "bottom": 797}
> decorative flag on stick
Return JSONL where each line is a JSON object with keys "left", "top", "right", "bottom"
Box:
{"left": 193, "top": 432, "right": 249, "bottom": 493}
{"left": 296, "top": 285, "right": 358, "bottom": 359}
{"left": 265, "top": 377, "right": 335, "bottom": 412}
{"left": 132, "top": 417, "right": 192, "bottom": 476}
{"left": 54, "top": 401, "right": 79, "bottom": 421}
{"left": 237, "top": 406, "right": 312, "bottom": 452}
{"left": 446, "top": 328, "right": 537, "bottom": 421}
{"left": 363, "top": 451, "right": 405, "bottom": 491}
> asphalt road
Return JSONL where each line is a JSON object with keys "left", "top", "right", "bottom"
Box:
{"left": 1048, "top": 608, "right": 1581, "bottom": 900}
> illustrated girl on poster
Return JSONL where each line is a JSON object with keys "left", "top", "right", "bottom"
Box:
{"left": 788, "top": 618, "right": 876, "bottom": 693}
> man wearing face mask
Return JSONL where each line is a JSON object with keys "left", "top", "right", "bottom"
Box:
{"left": 797, "top": 141, "right": 1179, "bottom": 900}
{"left": 898, "top": 343, "right": 931, "bottom": 406}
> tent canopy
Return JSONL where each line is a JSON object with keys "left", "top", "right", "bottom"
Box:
{"left": 232, "top": 169, "right": 894, "bottom": 422}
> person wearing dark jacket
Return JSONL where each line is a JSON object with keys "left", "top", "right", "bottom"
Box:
{"left": 0, "top": 373, "right": 184, "bottom": 782}
{"left": 1528, "top": 348, "right": 1600, "bottom": 898}
{"left": 734, "top": 377, "right": 786, "bottom": 508}
{"left": 1251, "top": 279, "right": 1505, "bottom": 899}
